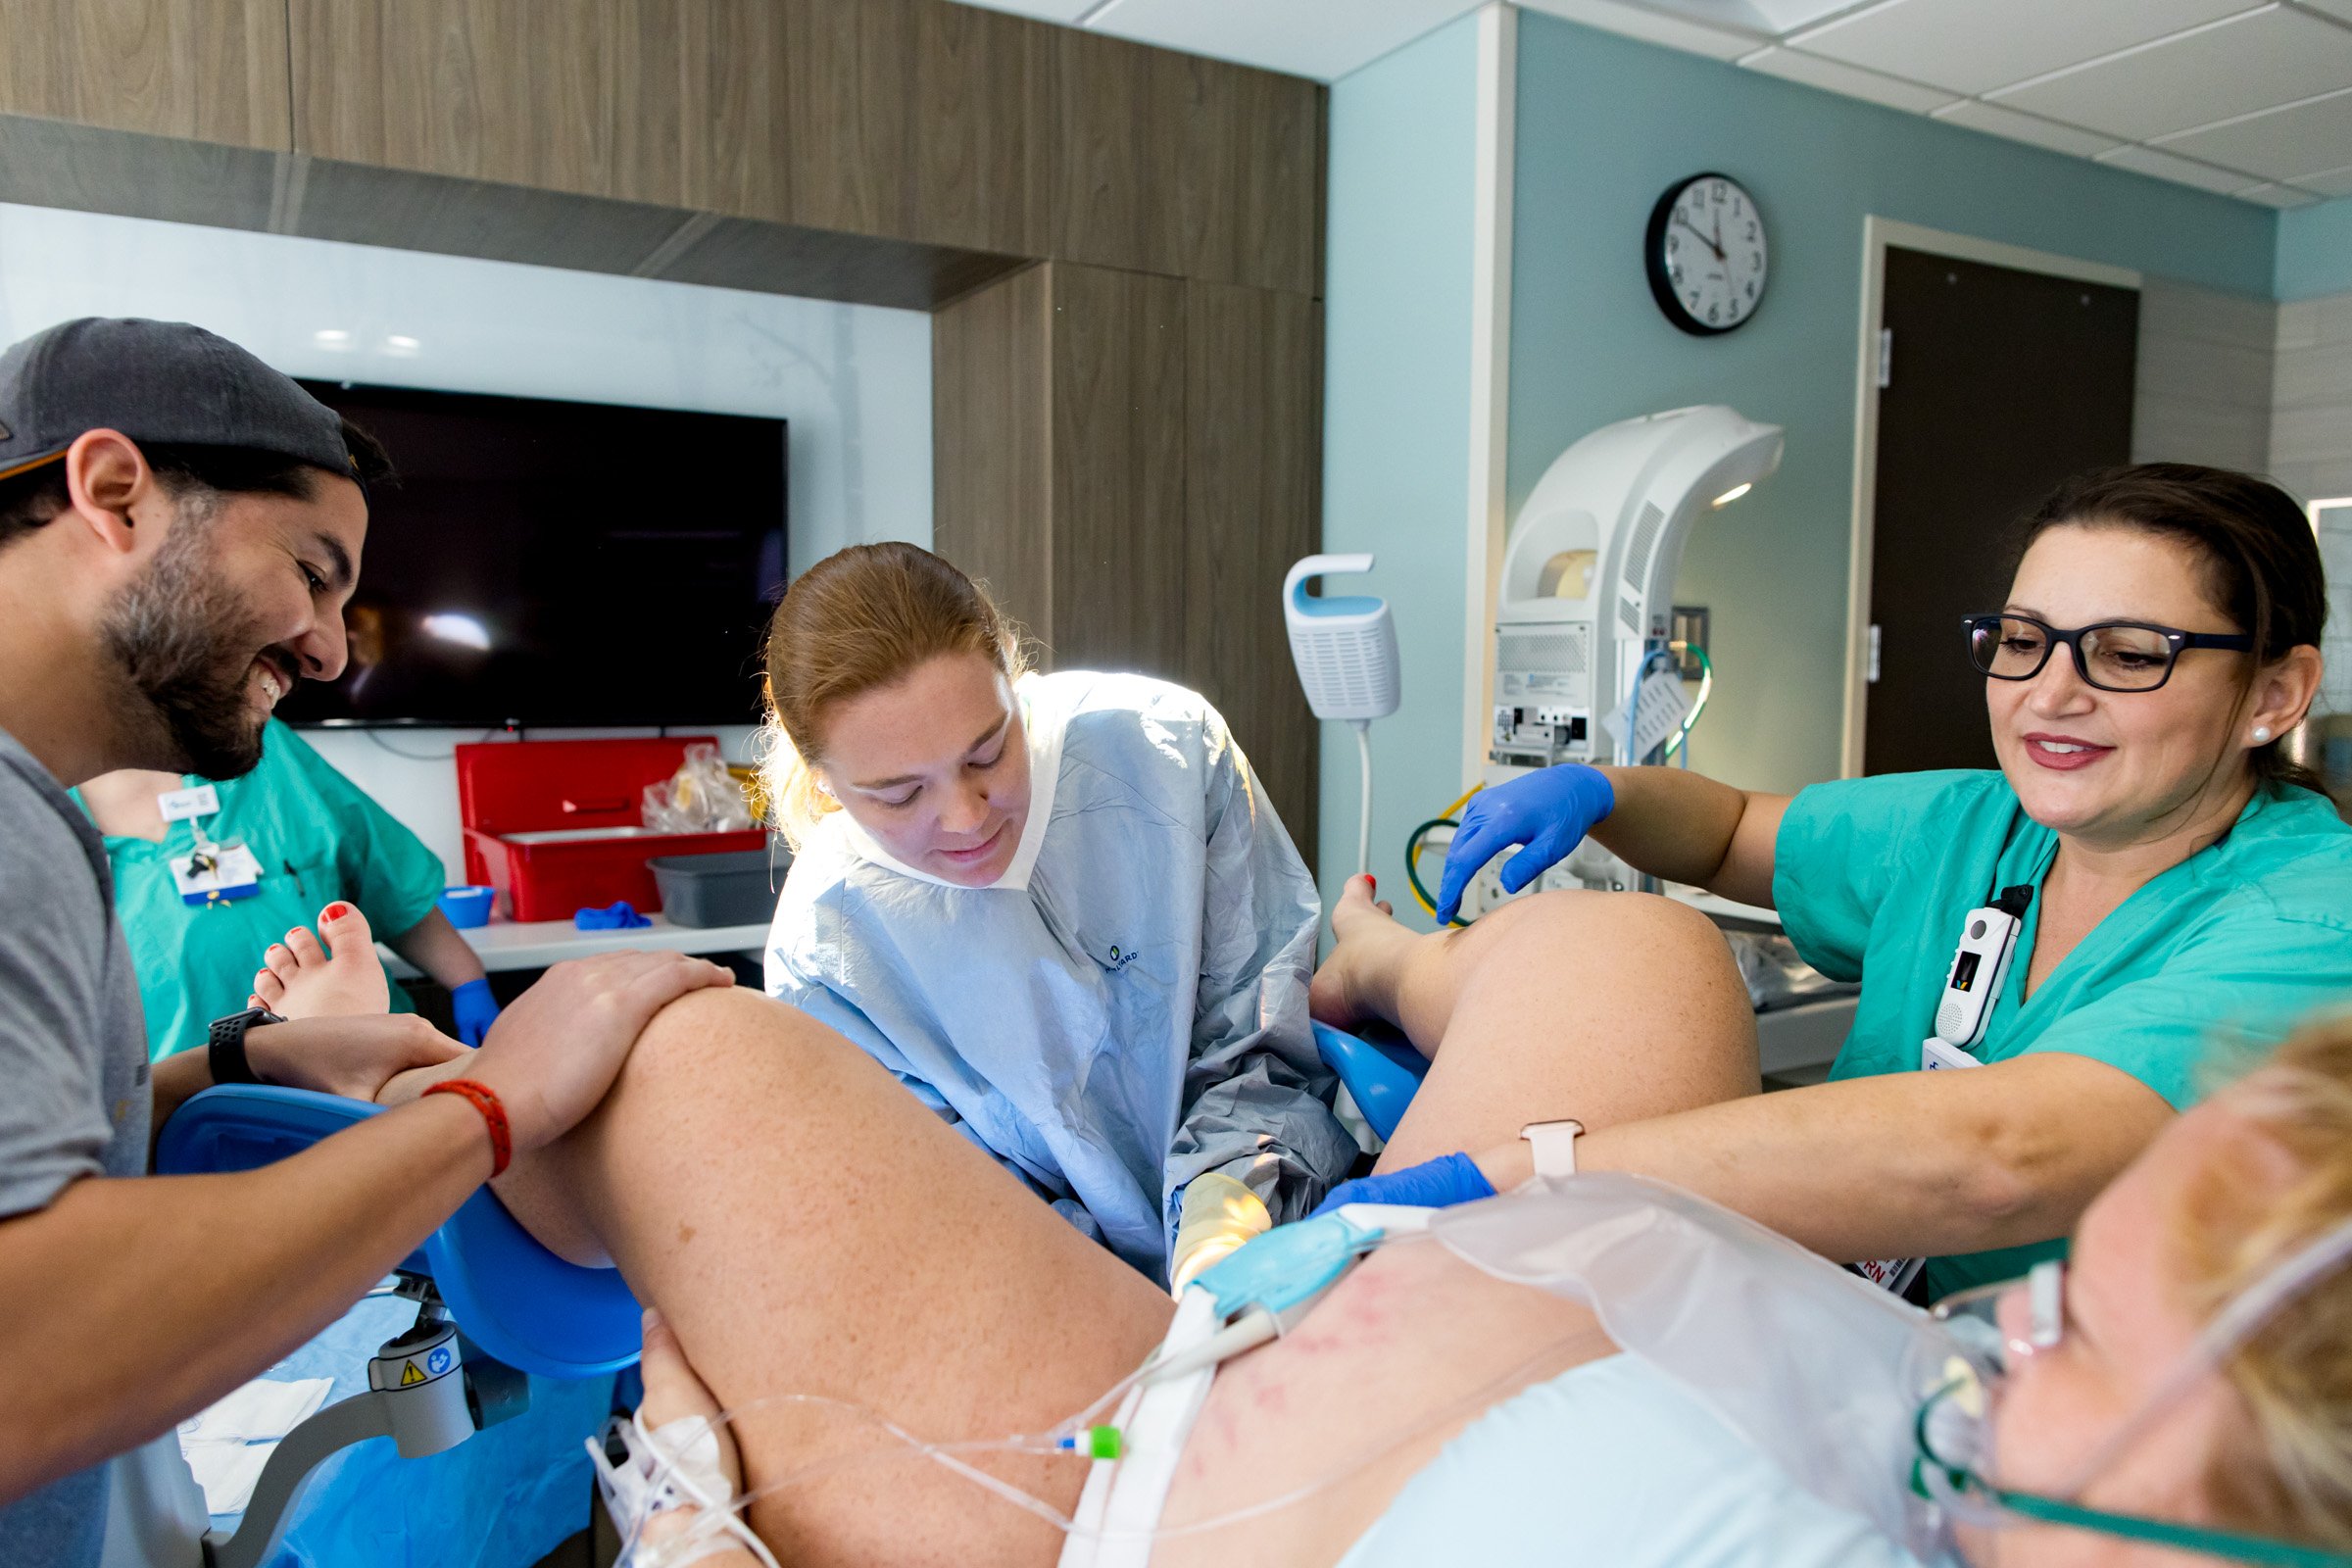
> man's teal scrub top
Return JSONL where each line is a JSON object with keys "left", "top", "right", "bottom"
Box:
{"left": 76, "top": 720, "right": 447, "bottom": 1061}
{"left": 1774, "top": 768, "right": 2352, "bottom": 1298}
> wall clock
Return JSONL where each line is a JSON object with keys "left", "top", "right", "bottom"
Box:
{"left": 1645, "top": 172, "right": 1768, "bottom": 335}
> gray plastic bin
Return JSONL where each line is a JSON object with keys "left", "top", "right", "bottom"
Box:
{"left": 649, "top": 848, "right": 789, "bottom": 928}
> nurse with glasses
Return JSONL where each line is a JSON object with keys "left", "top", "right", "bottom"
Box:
{"left": 1316, "top": 463, "right": 2352, "bottom": 1304}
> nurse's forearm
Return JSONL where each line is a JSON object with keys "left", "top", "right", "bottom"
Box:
{"left": 389, "top": 907, "right": 489, "bottom": 990}
{"left": 1586, "top": 767, "right": 1787, "bottom": 907}
{"left": 0, "top": 1095, "right": 493, "bottom": 1507}
{"left": 1470, "top": 1056, "right": 2172, "bottom": 1263}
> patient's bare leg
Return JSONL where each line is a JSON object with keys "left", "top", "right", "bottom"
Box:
{"left": 1313, "top": 876, "right": 1759, "bottom": 1166}
{"left": 514, "top": 988, "right": 1174, "bottom": 1568}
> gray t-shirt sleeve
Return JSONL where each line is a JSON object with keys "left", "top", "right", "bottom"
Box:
{"left": 0, "top": 744, "right": 135, "bottom": 1219}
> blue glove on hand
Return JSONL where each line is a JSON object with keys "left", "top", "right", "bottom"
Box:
{"left": 1435, "top": 763, "right": 1616, "bottom": 924}
{"left": 450, "top": 977, "right": 501, "bottom": 1048}
{"left": 1310, "top": 1152, "right": 1496, "bottom": 1218}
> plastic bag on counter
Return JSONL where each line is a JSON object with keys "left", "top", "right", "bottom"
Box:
{"left": 642, "top": 743, "right": 755, "bottom": 834}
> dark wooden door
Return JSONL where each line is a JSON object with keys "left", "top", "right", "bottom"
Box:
{"left": 1865, "top": 248, "right": 2138, "bottom": 775}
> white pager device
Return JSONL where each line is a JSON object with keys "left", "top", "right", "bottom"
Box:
{"left": 1926, "top": 885, "right": 2034, "bottom": 1059}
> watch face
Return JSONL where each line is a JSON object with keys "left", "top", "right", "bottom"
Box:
{"left": 1648, "top": 173, "right": 1768, "bottom": 335}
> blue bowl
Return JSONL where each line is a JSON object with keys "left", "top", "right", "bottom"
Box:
{"left": 439, "top": 885, "right": 496, "bottom": 928}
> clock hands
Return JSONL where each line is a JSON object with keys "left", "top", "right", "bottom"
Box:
{"left": 1671, "top": 212, "right": 1725, "bottom": 262}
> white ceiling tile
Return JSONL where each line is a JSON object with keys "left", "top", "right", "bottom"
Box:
{"left": 1989, "top": 6, "right": 2352, "bottom": 141}
{"left": 2234, "top": 180, "right": 2321, "bottom": 205}
{"left": 2299, "top": 163, "right": 2352, "bottom": 196}
{"left": 948, "top": 0, "right": 1102, "bottom": 23}
{"left": 1789, "top": 0, "right": 2256, "bottom": 97}
{"left": 1515, "top": 0, "right": 1762, "bottom": 62}
{"left": 2096, "top": 143, "right": 2266, "bottom": 194}
{"left": 2295, "top": 0, "right": 2352, "bottom": 20}
{"left": 1929, "top": 100, "right": 2124, "bottom": 158}
{"left": 1618, "top": 0, "right": 1859, "bottom": 33}
{"left": 1736, "top": 46, "right": 1958, "bottom": 112}
{"left": 2153, "top": 85, "right": 2352, "bottom": 180}
{"left": 1084, "top": 0, "right": 1480, "bottom": 79}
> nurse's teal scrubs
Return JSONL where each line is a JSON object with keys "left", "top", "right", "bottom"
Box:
{"left": 1774, "top": 768, "right": 2352, "bottom": 1298}
{"left": 76, "top": 720, "right": 448, "bottom": 1061}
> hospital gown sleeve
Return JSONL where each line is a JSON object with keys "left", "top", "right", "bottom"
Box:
{"left": 276, "top": 726, "right": 448, "bottom": 938}
{"left": 1162, "top": 717, "right": 1359, "bottom": 1241}
{"left": 2019, "top": 906, "right": 2352, "bottom": 1110}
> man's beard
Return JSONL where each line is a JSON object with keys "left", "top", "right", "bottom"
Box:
{"left": 99, "top": 517, "right": 282, "bottom": 779}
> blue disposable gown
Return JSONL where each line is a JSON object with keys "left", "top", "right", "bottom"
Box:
{"left": 765, "top": 670, "right": 1357, "bottom": 1282}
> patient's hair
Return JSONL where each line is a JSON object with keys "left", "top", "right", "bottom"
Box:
{"left": 2013, "top": 464, "right": 2326, "bottom": 793}
{"left": 2178, "top": 1012, "right": 2352, "bottom": 1549}
{"left": 760, "top": 542, "right": 1029, "bottom": 847}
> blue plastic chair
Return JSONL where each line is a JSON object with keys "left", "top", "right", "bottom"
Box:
{"left": 1311, "top": 1021, "right": 1430, "bottom": 1143}
{"left": 155, "top": 1085, "right": 641, "bottom": 1378}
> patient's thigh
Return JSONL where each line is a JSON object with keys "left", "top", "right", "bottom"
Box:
{"left": 1383, "top": 891, "right": 1760, "bottom": 1165}
{"left": 1157, "top": 1239, "right": 1610, "bottom": 1568}
{"left": 544, "top": 988, "right": 1175, "bottom": 1568}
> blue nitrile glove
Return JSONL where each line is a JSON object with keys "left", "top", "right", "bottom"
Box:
{"left": 574, "top": 901, "right": 652, "bottom": 931}
{"left": 450, "top": 977, "right": 501, "bottom": 1047}
{"left": 1310, "top": 1152, "right": 1495, "bottom": 1218}
{"left": 1435, "top": 764, "right": 1616, "bottom": 924}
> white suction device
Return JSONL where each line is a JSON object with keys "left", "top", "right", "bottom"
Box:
{"left": 1492, "top": 405, "right": 1782, "bottom": 773}
{"left": 1286, "top": 554, "right": 1400, "bottom": 877}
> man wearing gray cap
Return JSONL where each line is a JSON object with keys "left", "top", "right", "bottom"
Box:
{"left": 0, "top": 318, "right": 733, "bottom": 1564}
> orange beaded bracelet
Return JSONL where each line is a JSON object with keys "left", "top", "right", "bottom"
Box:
{"left": 423, "top": 1078, "right": 513, "bottom": 1177}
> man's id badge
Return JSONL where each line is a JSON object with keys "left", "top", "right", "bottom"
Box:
{"left": 172, "top": 843, "right": 264, "bottom": 906}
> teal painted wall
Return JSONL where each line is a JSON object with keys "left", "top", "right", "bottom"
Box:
{"left": 2278, "top": 195, "right": 2352, "bottom": 302}
{"left": 1508, "top": 14, "right": 2278, "bottom": 795}
{"left": 1317, "top": 13, "right": 1481, "bottom": 929}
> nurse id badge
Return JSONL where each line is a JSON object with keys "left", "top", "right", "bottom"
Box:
{"left": 172, "top": 843, "right": 264, "bottom": 906}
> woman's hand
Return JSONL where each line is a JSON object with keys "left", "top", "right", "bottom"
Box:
{"left": 1436, "top": 765, "right": 1617, "bottom": 923}
{"left": 243, "top": 1014, "right": 469, "bottom": 1102}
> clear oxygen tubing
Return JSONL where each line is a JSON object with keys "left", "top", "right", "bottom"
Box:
{"left": 609, "top": 1317, "right": 1609, "bottom": 1567}
{"left": 1353, "top": 719, "right": 1374, "bottom": 879}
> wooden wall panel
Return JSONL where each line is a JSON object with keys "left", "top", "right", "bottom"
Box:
{"left": 932, "top": 264, "right": 1053, "bottom": 645}
{"left": 0, "top": 0, "right": 288, "bottom": 151}
{"left": 673, "top": 0, "right": 791, "bottom": 220}
{"left": 782, "top": 0, "right": 1050, "bottom": 255}
{"left": 1049, "top": 29, "right": 1176, "bottom": 280}
{"left": 1182, "top": 278, "right": 1321, "bottom": 857}
{"left": 291, "top": 0, "right": 662, "bottom": 204}
{"left": 1048, "top": 263, "right": 1188, "bottom": 680}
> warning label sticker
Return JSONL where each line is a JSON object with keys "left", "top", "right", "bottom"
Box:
{"left": 399, "top": 1360, "right": 426, "bottom": 1387}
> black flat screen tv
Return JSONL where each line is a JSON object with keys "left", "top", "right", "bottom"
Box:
{"left": 279, "top": 380, "right": 786, "bottom": 729}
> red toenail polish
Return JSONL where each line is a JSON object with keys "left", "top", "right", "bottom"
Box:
{"left": 1366, "top": 876, "right": 1376, "bottom": 891}
{"left": 323, "top": 903, "right": 353, "bottom": 921}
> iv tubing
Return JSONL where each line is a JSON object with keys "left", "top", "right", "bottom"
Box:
{"left": 1353, "top": 720, "right": 1374, "bottom": 878}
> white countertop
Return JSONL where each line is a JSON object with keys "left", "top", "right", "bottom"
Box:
{"left": 380, "top": 912, "right": 770, "bottom": 978}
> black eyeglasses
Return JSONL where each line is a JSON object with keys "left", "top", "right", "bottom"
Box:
{"left": 1963, "top": 614, "right": 2253, "bottom": 693}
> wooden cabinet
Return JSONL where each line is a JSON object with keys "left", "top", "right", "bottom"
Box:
{"left": 782, "top": 0, "right": 1052, "bottom": 254}
{"left": 1052, "top": 28, "right": 1321, "bottom": 297}
{"left": 935, "top": 263, "right": 1322, "bottom": 857}
{"left": 291, "top": 0, "right": 654, "bottom": 198}
{"left": 0, "top": 0, "right": 288, "bottom": 150}
{"left": 1182, "top": 278, "right": 1321, "bottom": 858}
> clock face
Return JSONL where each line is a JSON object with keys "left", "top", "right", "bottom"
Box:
{"left": 1646, "top": 173, "right": 1768, "bottom": 335}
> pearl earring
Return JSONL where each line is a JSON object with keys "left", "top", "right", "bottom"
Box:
{"left": 2252, "top": 726, "right": 2272, "bottom": 744}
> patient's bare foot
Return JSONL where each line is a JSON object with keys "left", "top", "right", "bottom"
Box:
{"left": 1307, "top": 874, "right": 1410, "bottom": 1031}
{"left": 253, "top": 902, "right": 391, "bottom": 1020}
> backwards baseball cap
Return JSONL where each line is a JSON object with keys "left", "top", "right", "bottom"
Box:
{"left": 0, "top": 317, "right": 354, "bottom": 485}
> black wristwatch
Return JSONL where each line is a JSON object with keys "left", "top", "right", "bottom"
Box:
{"left": 208, "top": 1005, "right": 284, "bottom": 1087}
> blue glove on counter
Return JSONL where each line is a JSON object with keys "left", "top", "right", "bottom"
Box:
{"left": 1310, "top": 1152, "right": 1496, "bottom": 1218}
{"left": 574, "top": 901, "right": 652, "bottom": 931}
{"left": 450, "top": 977, "right": 501, "bottom": 1048}
{"left": 1435, "top": 763, "right": 1616, "bottom": 924}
